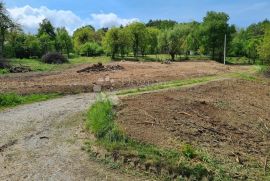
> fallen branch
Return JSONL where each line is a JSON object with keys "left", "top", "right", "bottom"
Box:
{"left": 136, "top": 121, "right": 158, "bottom": 125}
{"left": 178, "top": 112, "right": 192, "bottom": 117}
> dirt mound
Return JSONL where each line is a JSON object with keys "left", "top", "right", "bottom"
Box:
{"left": 77, "top": 63, "right": 124, "bottom": 73}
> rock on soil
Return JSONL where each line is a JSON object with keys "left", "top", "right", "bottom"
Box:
{"left": 77, "top": 63, "right": 124, "bottom": 73}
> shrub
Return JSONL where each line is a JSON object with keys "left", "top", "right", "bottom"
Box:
{"left": 41, "top": 52, "right": 68, "bottom": 64}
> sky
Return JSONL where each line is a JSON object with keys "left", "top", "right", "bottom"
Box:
{"left": 3, "top": 0, "right": 270, "bottom": 34}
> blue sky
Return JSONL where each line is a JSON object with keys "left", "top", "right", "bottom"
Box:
{"left": 4, "top": 0, "right": 270, "bottom": 33}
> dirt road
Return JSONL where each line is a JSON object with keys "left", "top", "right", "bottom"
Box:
{"left": 0, "top": 94, "right": 146, "bottom": 181}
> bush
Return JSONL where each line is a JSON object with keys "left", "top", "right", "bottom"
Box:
{"left": 80, "top": 42, "right": 103, "bottom": 57}
{"left": 41, "top": 52, "right": 68, "bottom": 64}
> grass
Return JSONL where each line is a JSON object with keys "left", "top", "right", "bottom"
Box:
{"left": 85, "top": 96, "right": 239, "bottom": 180}
{"left": 117, "top": 76, "right": 217, "bottom": 96}
{"left": 0, "top": 93, "right": 60, "bottom": 109}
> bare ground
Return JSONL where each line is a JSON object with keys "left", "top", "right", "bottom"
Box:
{"left": 0, "top": 61, "right": 250, "bottom": 94}
{"left": 0, "top": 94, "right": 148, "bottom": 181}
{"left": 117, "top": 78, "right": 270, "bottom": 179}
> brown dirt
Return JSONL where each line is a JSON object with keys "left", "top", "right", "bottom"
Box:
{"left": 0, "top": 61, "right": 250, "bottom": 95}
{"left": 117, "top": 79, "right": 270, "bottom": 178}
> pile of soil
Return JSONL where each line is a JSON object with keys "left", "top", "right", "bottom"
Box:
{"left": 77, "top": 63, "right": 124, "bottom": 73}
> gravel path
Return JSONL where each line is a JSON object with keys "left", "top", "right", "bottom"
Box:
{"left": 0, "top": 94, "right": 146, "bottom": 181}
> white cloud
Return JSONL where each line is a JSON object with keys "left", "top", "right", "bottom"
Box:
{"left": 90, "top": 13, "right": 139, "bottom": 28}
{"left": 7, "top": 5, "right": 139, "bottom": 34}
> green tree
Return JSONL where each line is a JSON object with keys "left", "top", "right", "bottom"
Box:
{"left": 200, "top": 11, "right": 234, "bottom": 61}
{"left": 258, "top": 27, "right": 270, "bottom": 64}
{"left": 25, "top": 35, "right": 41, "bottom": 58}
{"left": 0, "top": 2, "right": 17, "bottom": 59}
{"left": 158, "top": 24, "right": 190, "bottom": 61}
{"left": 80, "top": 42, "right": 103, "bottom": 57}
{"left": 73, "top": 26, "right": 95, "bottom": 53}
{"left": 146, "top": 27, "right": 160, "bottom": 54}
{"left": 103, "top": 28, "right": 120, "bottom": 59}
{"left": 37, "top": 19, "right": 56, "bottom": 39}
{"left": 39, "top": 33, "right": 54, "bottom": 54}
{"left": 55, "top": 27, "right": 72, "bottom": 57}
{"left": 118, "top": 28, "right": 132, "bottom": 58}
{"left": 146, "top": 19, "right": 177, "bottom": 30}
{"left": 127, "top": 22, "right": 148, "bottom": 57}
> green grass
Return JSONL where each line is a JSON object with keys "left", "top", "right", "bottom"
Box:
{"left": 117, "top": 76, "right": 216, "bottom": 96}
{"left": 0, "top": 93, "right": 60, "bottom": 109}
{"left": 86, "top": 97, "right": 239, "bottom": 180}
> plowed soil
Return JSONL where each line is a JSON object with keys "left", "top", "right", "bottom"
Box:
{"left": 0, "top": 61, "right": 250, "bottom": 94}
{"left": 117, "top": 79, "right": 270, "bottom": 178}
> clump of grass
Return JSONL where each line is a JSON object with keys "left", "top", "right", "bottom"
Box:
{"left": 0, "top": 93, "right": 60, "bottom": 109}
{"left": 182, "top": 144, "right": 196, "bottom": 159}
{"left": 86, "top": 97, "right": 217, "bottom": 180}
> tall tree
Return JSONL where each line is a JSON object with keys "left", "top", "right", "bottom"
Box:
{"left": 37, "top": 19, "right": 56, "bottom": 39}
{"left": 158, "top": 24, "right": 190, "bottom": 61}
{"left": 200, "top": 11, "right": 234, "bottom": 61}
{"left": 0, "top": 2, "right": 17, "bottom": 59}
{"left": 146, "top": 19, "right": 177, "bottom": 30}
{"left": 127, "top": 22, "right": 148, "bottom": 57}
{"left": 146, "top": 27, "right": 160, "bottom": 55}
{"left": 73, "top": 26, "right": 95, "bottom": 53}
{"left": 56, "top": 27, "right": 72, "bottom": 57}
{"left": 103, "top": 28, "right": 120, "bottom": 59}
{"left": 258, "top": 27, "right": 270, "bottom": 64}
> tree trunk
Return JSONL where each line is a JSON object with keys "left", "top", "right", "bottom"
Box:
{"left": 0, "top": 29, "right": 5, "bottom": 59}
{"left": 212, "top": 47, "right": 215, "bottom": 60}
{"left": 170, "top": 53, "right": 175, "bottom": 61}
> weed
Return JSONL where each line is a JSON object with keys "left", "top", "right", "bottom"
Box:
{"left": 182, "top": 144, "right": 196, "bottom": 159}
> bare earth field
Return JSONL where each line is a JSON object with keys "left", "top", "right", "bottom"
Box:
{"left": 0, "top": 61, "right": 250, "bottom": 94}
{"left": 117, "top": 79, "right": 270, "bottom": 179}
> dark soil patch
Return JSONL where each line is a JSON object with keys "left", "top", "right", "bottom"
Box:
{"left": 77, "top": 63, "right": 124, "bottom": 73}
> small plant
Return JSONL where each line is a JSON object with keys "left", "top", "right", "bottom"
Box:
{"left": 182, "top": 144, "right": 196, "bottom": 159}
{"left": 41, "top": 52, "right": 69, "bottom": 64}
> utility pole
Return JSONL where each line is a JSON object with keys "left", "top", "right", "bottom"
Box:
{"left": 224, "top": 34, "right": 227, "bottom": 65}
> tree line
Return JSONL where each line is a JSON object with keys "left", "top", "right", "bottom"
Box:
{"left": 1, "top": 2, "right": 270, "bottom": 64}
